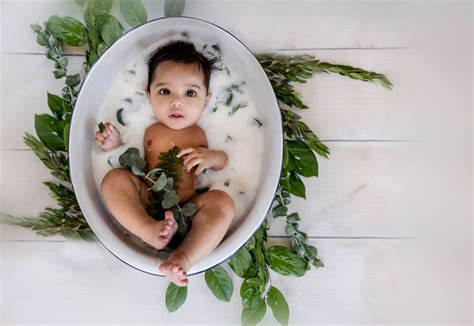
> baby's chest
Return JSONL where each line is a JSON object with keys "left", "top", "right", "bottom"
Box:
{"left": 144, "top": 126, "right": 206, "bottom": 163}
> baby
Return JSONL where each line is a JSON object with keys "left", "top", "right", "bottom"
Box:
{"left": 95, "top": 41, "right": 235, "bottom": 286}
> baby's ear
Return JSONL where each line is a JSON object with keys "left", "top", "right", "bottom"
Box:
{"left": 205, "top": 92, "right": 213, "bottom": 106}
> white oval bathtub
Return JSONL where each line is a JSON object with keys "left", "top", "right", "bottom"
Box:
{"left": 69, "top": 17, "right": 282, "bottom": 276}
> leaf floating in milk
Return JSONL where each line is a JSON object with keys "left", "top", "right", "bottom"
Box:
{"left": 253, "top": 118, "right": 263, "bottom": 128}
{"left": 225, "top": 93, "right": 233, "bottom": 106}
{"left": 126, "top": 69, "right": 136, "bottom": 75}
{"left": 224, "top": 179, "right": 230, "bottom": 187}
{"left": 212, "top": 106, "right": 218, "bottom": 113}
{"left": 239, "top": 191, "right": 245, "bottom": 195}
{"left": 116, "top": 108, "right": 126, "bottom": 126}
{"left": 225, "top": 135, "right": 232, "bottom": 143}
{"left": 135, "top": 91, "right": 146, "bottom": 97}
{"left": 211, "top": 44, "right": 220, "bottom": 53}
{"left": 124, "top": 98, "right": 132, "bottom": 103}
{"left": 230, "top": 103, "right": 247, "bottom": 115}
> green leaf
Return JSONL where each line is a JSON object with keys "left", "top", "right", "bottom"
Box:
{"left": 63, "top": 122, "right": 70, "bottom": 150}
{"left": 228, "top": 246, "right": 255, "bottom": 278}
{"left": 267, "top": 286, "right": 289, "bottom": 326}
{"left": 282, "top": 141, "right": 289, "bottom": 169}
{"left": 151, "top": 172, "right": 168, "bottom": 192}
{"left": 181, "top": 202, "right": 197, "bottom": 217}
{"left": 65, "top": 74, "right": 81, "bottom": 87}
{"left": 267, "top": 246, "right": 308, "bottom": 277}
{"left": 240, "top": 278, "right": 263, "bottom": 308}
{"left": 35, "top": 114, "right": 66, "bottom": 151}
{"left": 286, "top": 212, "right": 300, "bottom": 223}
{"left": 99, "top": 15, "right": 124, "bottom": 46}
{"left": 162, "top": 190, "right": 179, "bottom": 209}
{"left": 116, "top": 108, "right": 126, "bottom": 126}
{"left": 118, "top": 147, "right": 147, "bottom": 171}
{"left": 98, "top": 122, "right": 105, "bottom": 133}
{"left": 131, "top": 165, "right": 146, "bottom": 177}
{"left": 46, "top": 15, "right": 86, "bottom": 46}
{"left": 288, "top": 172, "right": 306, "bottom": 199}
{"left": 272, "top": 204, "right": 287, "bottom": 218}
{"left": 88, "top": 0, "right": 113, "bottom": 16}
{"left": 241, "top": 300, "right": 266, "bottom": 326}
{"left": 47, "top": 92, "right": 64, "bottom": 119}
{"left": 165, "top": 283, "right": 187, "bottom": 312}
{"left": 164, "top": 0, "right": 185, "bottom": 17}
{"left": 119, "top": 0, "right": 147, "bottom": 28}
{"left": 204, "top": 266, "right": 233, "bottom": 302}
{"left": 74, "top": 0, "right": 86, "bottom": 7}
{"left": 286, "top": 140, "right": 318, "bottom": 177}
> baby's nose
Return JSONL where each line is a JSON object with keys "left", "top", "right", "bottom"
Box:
{"left": 171, "top": 96, "right": 184, "bottom": 107}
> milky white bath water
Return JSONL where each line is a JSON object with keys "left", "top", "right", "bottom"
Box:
{"left": 91, "top": 35, "right": 266, "bottom": 245}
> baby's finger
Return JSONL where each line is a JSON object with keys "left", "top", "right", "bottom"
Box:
{"left": 194, "top": 163, "right": 206, "bottom": 176}
{"left": 177, "top": 147, "right": 195, "bottom": 158}
{"left": 96, "top": 132, "right": 106, "bottom": 142}
{"left": 183, "top": 152, "right": 199, "bottom": 167}
{"left": 185, "top": 157, "right": 201, "bottom": 172}
{"left": 104, "top": 123, "right": 114, "bottom": 135}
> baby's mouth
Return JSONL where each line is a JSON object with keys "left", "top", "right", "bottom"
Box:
{"left": 169, "top": 113, "right": 184, "bottom": 119}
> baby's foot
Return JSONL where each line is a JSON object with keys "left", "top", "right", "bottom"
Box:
{"left": 95, "top": 122, "right": 122, "bottom": 151}
{"left": 159, "top": 250, "right": 190, "bottom": 286}
{"left": 144, "top": 211, "right": 178, "bottom": 250}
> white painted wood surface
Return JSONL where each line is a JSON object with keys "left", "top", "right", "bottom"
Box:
{"left": 0, "top": 0, "right": 472, "bottom": 324}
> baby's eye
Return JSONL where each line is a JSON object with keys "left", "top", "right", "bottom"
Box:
{"left": 185, "top": 89, "right": 197, "bottom": 97}
{"left": 159, "top": 88, "right": 170, "bottom": 95}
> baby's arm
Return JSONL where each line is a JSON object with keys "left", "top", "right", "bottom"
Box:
{"left": 95, "top": 122, "right": 122, "bottom": 151}
{"left": 177, "top": 147, "right": 228, "bottom": 175}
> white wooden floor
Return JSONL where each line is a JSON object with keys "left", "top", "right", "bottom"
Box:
{"left": 1, "top": 0, "right": 472, "bottom": 324}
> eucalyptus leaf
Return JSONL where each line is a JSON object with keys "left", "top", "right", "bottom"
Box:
{"left": 131, "top": 165, "right": 146, "bottom": 177}
{"left": 267, "top": 286, "right": 289, "bottom": 326}
{"left": 119, "top": 0, "right": 147, "bottom": 27}
{"left": 228, "top": 246, "right": 255, "bottom": 278}
{"left": 204, "top": 266, "right": 233, "bottom": 302}
{"left": 118, "top": 147, "right": 147, "bottom": 171}
{"left": 98, "top": 122, "right": 105, "bottom": 133}
{"left": 116, "top": 108, "right": 126, "bottom": 126}
{"left": 46, "top": 15, "right": 86, "bottom": 46}
{"left": 162, "top": 190, "right": 179, "bottom": 209}
{"left": 164, "top": 0, "right": 185, "bottom": 17}
{"left": 35, "top": 114, "right": 66, "bottom": 151}
{"left": 267, "top": 246, "right": 308, "bottom": 277}
{"left": 99, "top": 14, "right": 124, "bottom": 46}
{"left": 151, "top": 173, "right": 167, "bottom": 192}
{"left": 272, "top": 204, "right": 287, "bottom": 218}
{"left": 181, "top": 202, "right": 197, "bottom": 217}
{"left": 241, "top": 300, "right": 266, "bottom": 326}
{"left": 282, "top": 141, "right": 289, "bottom": 168}
{"left": 165, "top": 283, "right": 187, "bottom": 312}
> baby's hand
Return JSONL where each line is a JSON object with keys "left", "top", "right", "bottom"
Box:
{"left": 177, "top": 147, "right": 228, "bottom": 175}
{"left": 95, "top": 122, "right": 122, "bottom": 151}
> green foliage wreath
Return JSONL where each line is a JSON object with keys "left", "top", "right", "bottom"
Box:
{"left": 1, "top": 0, "right": 392, "bottom": 325}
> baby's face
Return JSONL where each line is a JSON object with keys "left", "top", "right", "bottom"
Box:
{"left": 147, "top": 60, "right": 211, "bottom": 130}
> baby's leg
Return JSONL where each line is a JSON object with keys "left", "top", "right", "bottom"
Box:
{"left": 160, "top": 190, "right": 235, "bottom": 286}
{"left": 101, "top": 168, "right": 178, "bottom": 249}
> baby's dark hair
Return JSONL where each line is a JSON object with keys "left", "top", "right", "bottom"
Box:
{"left": 147, "top": 40, "right": 220, "bottom": 92}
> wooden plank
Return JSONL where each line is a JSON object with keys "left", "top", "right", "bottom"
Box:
{"left": 3, "top": 47, "right": 466, "bottom": 150}
{"left": 1, "top": 0, "right": 470, "bottom": 53}
{"left": 2, "top": 139, "right": 471, "bottom": 240}
{"left": 1, "top": 238, "right": 471, "bottom": 324}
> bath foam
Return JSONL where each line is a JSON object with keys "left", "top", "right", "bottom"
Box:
{"left": 91, "top": 34, "right": 265, "bottom": 251}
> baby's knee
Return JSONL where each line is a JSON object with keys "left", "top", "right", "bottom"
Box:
{"left": 209, "top": 190, "right": 235, "bottom": 217}
{"left": 101, "top": 168, "right": 145, "bottom": 196}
